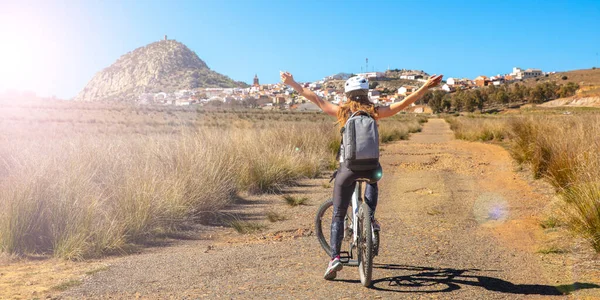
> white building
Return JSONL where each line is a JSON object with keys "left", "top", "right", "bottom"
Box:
{"left": 138, "top": 93, "right": 154, "bottom": 104}
{"left": 309, "top": 82, "right": 322, "bottom": 89}
{"left": 326, "top": 73, "right": 352, "bottom": 80}
{"left": 208, "top": 96, "right": 225, "bottom": 102}
{"left": 442, "top": 84, "right": 455, "bottom": 92}
{"left": 204, "top": 88, "right": 225, "bottom": 98}
{"left": 400, "top": 74, "right": 423, "bottom": 80}
{"left": 175, "top": 100, "right": 191, "bottom": 106}
{"left": 153, "top": 92, "right": 168, "bottom": 102}
{"left": 368, "top": 89, "right": 380, "bottom": 102}
{"left": 511, "top": 67, "right": 543, "bottom": 80}
{"left": 356, "top": 72, "right": 385, "bottom": 79}
{"left": 398, "top": 85, "right": 417, "bottom": 96}
{"left": 175, "top": 90, "right": 193, "bottom": 99}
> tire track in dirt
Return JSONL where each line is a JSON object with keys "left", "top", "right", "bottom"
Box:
{"left": 62, "top": 119, "right": 599, "bottom": 299}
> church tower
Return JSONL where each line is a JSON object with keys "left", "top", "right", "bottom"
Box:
{"left": 253, "top": 74, "right": 259, "bottom": 87}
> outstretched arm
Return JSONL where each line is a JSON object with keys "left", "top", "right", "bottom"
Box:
{"left": 280, "top": 71, "right": 339, "bottom": 117}
{"left": 378, "top": 74, "right": 443, "bottom": 118}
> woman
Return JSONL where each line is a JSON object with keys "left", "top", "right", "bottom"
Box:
{"left": 280, "top": 71, "right": 443, "bottom": 280}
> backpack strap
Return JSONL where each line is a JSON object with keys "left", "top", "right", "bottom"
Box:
{"left": 344, "top": 110, "right": 371, "bottom": 128}
{"left": 337, "top": 110, "right": 354, "bottom": 162}
{"left": 349, "top": 110, "right": 368, "bottom": 118}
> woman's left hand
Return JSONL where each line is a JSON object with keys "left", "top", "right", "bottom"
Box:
{"left": 280, "top": 71, "right": 296, "bottom": 85}
{"left": 423, "top": 74, "right": 444, "bottom": 89}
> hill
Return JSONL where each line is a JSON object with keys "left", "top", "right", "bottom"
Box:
{"left": 76, "top": 40, "right": 248, "bottom": 102}
{"left": 321, "top": 69, "right": 430, "bottom": 93}
{"left": 520, "top": 68, "right": 600, "bottom": 107}
{"left": 518, "top": 68, "right": 600, "bottom": 88}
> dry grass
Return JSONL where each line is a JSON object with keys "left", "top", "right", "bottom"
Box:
{"left": 229, "top": 220, "right": 266, "bottom": 234}
{"left": 51, "top": 279, "right": 83, "bottom": 291}
{"left": 266, "top": 211, "right": 286, "bottom": 222}
{"left": 379, "top": 114, "right": 427, "bottom": 143}
{"left": 0, "top": 100, "right": 425, "bottom": 259}
{"left": 446, "top": 115, "right": 508, "bottom": 142}
{"left": 283, "top": 195, "right": 308, "bottom": 207}
{"left": 0, "top": 126, "right": 330, "bottom": 259}
{"left": 447, "top": 112, "right": 600, "bottom": 252}
{"left": 539, "top": 216, "right": 562, "bottom": 229}
{"left": 536, "top": 246, "right": 569, "bottom": 254}
{"left": 562, "top": 182, "right": 600, "bottom": 251}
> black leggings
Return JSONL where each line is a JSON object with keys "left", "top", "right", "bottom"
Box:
{"left": 330, "top": 164, "right": 379, "bottom": 259}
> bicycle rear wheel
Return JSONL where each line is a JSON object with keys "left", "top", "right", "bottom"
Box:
{"left": 315, "top": 199, "right": 352, "bottom": 258}
{"left": 358, "top": 202, "right": 373, "bottom": 287}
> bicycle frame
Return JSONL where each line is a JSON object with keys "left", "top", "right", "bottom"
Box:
{"left": 351, "top": 181, "right": 363, "bottom": 247}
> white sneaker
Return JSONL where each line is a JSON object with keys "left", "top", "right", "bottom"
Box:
{"left": 324, "top": 256, "right": 343, "bottom": 280}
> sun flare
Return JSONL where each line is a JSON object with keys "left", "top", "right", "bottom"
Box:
{"left": 0, "top": 13, "right": 61, "bottom": 95}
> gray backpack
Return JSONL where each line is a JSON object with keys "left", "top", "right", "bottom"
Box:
{"left": 340, "top": 111, "right": 379, "bottom": 171}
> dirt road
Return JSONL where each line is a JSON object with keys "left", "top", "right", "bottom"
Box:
{"left": 62, "top": 119, "right": 599, "bottom": 299}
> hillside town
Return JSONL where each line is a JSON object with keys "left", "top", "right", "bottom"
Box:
{"left": 138, "top": 67, "right": 548, "bottom": 110}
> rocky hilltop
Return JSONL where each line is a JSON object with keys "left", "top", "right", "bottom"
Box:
{"left": 76, "top": 40, "right": 247, "bottom": 101}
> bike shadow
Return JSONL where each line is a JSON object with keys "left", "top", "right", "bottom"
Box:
{"left": 341, "top": 264, "right": 600, "bottom": 295}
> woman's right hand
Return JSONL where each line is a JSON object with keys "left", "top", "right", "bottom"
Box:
{"left": 423, "top": 74, "right": 444, "bottom": 89}
{"left": 280, "top": 71, "right": 295, "bottom": 85}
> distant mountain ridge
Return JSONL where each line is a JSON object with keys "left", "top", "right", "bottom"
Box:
{"left": 76, "top": 40, "right": 248, "bottom": 101}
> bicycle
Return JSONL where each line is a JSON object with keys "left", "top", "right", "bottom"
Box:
{"left": 315, "top": 178, "right": 380, "bottom": 287}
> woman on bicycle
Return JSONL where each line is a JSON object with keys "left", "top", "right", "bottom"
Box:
{"left": 280, "top": 71, "right": 443, "bottom": 280}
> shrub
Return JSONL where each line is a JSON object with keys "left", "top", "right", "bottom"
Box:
{"left": 266, "top": 211, "right": 286, "bottom": 222}
{"left": 561, "top": 75, "right": 568, "bottom": 80}
{"left": 283, "top": 195, "right": 308, "bottom": 207}
{"left": 445, "top": 116, "right": 508, "bottom": 142}
{"left": 378, "top": 116, "right": 423, "bottom": 143}
{"left": 536, "top": 246, "right": 568, "bottom": 254}
{"left": 229, "top": 220, "right": 266, "bottom": 234}
{"left": 562, "top": 182, "right": 600, "bottom": 251}
{"left": 540, "top": 216, "right": 561, "bottom": 229}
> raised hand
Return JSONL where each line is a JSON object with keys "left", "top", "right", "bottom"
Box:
{"left": 280, "top": 71, "right": 295, "bottom": 85}
{"left": 424, "top": 74, "right": 444, "bottom": 89}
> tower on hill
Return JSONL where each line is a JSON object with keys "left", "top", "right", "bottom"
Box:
{"left": 253, "top": 74, "right": 259, "bottom": 87}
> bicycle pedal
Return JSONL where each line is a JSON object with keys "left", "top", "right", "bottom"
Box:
{"left": 338, "top": 251, "right": 351, "bottom": 263}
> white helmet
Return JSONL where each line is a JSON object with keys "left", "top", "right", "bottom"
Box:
{"left": 344, "top": 76, "right": 369, "bottom": 93}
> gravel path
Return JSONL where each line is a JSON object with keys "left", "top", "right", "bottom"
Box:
{"left": 61, "top": 119, "right": 599, "bottom": 299}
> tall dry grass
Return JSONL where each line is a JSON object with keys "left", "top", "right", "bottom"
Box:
{"left": 446, "top": 115, "right": 508, "bottom": 142}
{"left": 447, "top": 114, "right": 600, "bottom": 251}
{"left": 379, "top": 114, "right": 427, "bottom": 143}
{"left": 0, "top": 107, "right": 425, "bottom": 259}
{"left": 0, "top": 124, "right": 334, "bottom": 259}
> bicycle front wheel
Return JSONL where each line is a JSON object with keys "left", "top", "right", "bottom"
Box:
{"left": 315, "top": 199, "right": 334, "bottom": 257}
{"left": 358, "top": 202, "right": 373, "bottom": 287}
{"left": 315, "top": 199, "right": 352, "bottom": 258}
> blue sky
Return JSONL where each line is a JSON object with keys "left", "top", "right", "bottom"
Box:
{"left": 1, "top": 0, "right": 599, "bottom": 98}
